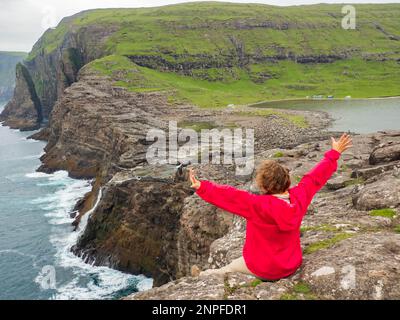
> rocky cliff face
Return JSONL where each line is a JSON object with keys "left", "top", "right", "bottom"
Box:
{"left": 1, "top": 17, "right": 117, "bottom": 129}
{"left": 71, "top": 168, "right": 234, "bottom": 286}
{"left": 0, "top": 63, "right": 42, "bottom": 130}
{"left": 33, "top": 63, "right": 237, "bottom": 286}
{"left": 3, "top": 3, "right": 400, "bottom": 130}
{"left": 0, "top": 52, "right": 26, "bottom": 103}
{"left": 36, "top": 66, "right": 168, "bottom": 179}
{"left": 24, "top": 44, "right": 400, "bottom": 300}
{"left": 25, "top": 21, "right": 117, "bottom": 119}
{"left": 30, "top": 63, "right": 400, "bottom": 297}
{"left": 35, "top": 61, "right": 328, "bottom": 287}
{"left": 127, "top": 132, "right": 400, "bottom": 300}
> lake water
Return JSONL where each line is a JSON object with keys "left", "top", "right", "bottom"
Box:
{"left": 251, "top": 97, "right": 400, "bottom": 133}
{"left": 0, "top": 102, "right": 152, "bottom": 300}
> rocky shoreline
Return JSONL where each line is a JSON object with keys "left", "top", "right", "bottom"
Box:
{"left": 1, "top": 53, "right": 398, "bottom": 298}
{"left": 21, "top": 61, "right": 399, "bottom": 299}
{"left": 126, "top": 131, "right": 400, "bottom": 300}
{"left": 23, "top": 63, "right": 335, "bottom": 287}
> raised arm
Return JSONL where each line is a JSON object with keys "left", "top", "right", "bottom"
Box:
{"left": 189, "top": 169, "right": 255, "bottom": 219}
{"left": 291, "top": 133, "right": 352, "bottom": 212}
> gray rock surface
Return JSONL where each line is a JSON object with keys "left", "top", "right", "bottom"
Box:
{"left": 0, "top": 63, "right": 41, "bottom": 130}
{"left": 29, "top": 62, "right": 341, "bottom": 288}
{"left": 126, "top": 132, "right": 400, "bottom": 300}
{"left": 370, "top": 141, "right": 400, "bottom": 165}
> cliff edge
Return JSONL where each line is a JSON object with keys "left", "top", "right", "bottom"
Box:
{"left": 2, "top": 3, "right": 400, "bottom": 129}
{"left": 0, "top": 51, "right": 26, "bottom": 103}
{"left": 126, "top": 132, "right": 400, "bottom": 300}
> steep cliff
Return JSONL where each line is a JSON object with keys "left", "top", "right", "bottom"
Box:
{"left": 2, "top": 2, "right": 400, "bottom": 129}
{"left": 0, "top": 51, "right": 26, "bottom": 102}
{"left": 0, "top": 63, "right": 42, "bottom": 130}
{"left": 71, "top": 168, "right": 234, "bottom": 286}
{"left": 37, "top": 58, "right": 328, "bottom": 286}
{"left": 24, "top": 20, "right": 117, "bottom": 119}
{"left": 1, "top": 14, "right": 117, "bottom": 129}
{"left": 36, "top": 65, "right": 168, "bottom": 178}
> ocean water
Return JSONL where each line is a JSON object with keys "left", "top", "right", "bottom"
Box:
{"left": 0, "top": 103, "right": 152, "bottom": 300}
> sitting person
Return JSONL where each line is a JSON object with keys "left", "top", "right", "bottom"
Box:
{"left": 189, "top": 133, "right": 352, "bottom": 280}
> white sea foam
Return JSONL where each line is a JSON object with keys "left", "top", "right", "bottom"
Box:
{"left": 19, "top": 136, "right": 42, "bottom": 143}
{"left": 32, "top": 171, "right": 152, "bottom": 300}
{"left": 26, "top": 172, "right": 51, "bottom": 179}
{"left": 48, "top": 170, "right": 70, "bottom": 180}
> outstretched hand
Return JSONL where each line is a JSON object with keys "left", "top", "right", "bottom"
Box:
{"left": 188, "top": 168, "right": 201, "bottom": 190}
{"left": 331, "top": 133, "right": 353, "bottom": 154}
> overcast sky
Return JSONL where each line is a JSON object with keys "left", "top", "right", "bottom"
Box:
{"left": 0, "top": 0, "right": 398, "bottom": 52}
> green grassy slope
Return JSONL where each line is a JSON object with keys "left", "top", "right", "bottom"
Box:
{"left": 27, "top": 2, "right": 400, "bottom": 107}
{"left": 89, "top": 55, "right": 400, "bottom": 108}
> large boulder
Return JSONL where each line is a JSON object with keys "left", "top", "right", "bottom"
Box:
{"left": 126, "top": 271, "right": 296, "bottom": 300}
{"left": 127, "top": 232, "right": 400, "bottom": 300}
{"left": 351, "top": 162, "right": 400, "bottom": 180}
{"left": 302, "top": 232, "right": 400, "bottom": 300}
{"left": 369, "top": 143, "right": 400, "bottom": 165}
{"left": 352, "top": 174, "right": 400, "bottom": 210}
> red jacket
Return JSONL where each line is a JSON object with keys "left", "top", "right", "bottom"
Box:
{"left": 196, "top": 149, "right": 341, "bottom": 280}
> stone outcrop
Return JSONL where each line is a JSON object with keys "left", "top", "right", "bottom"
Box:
{"left": 30, "top": 57, "right": 334, "bottom": 288}
{"left": 369, "top": 141, "right": 400, "bottom": 165}
{"left": 0, "top": 16, "right": 117, "bottom": 128}
{"left": 30, "top": 55, "right": 400, "bottom": 296}
{"left": 72, "top": 167, "right": 234, "bottom": 287}
{"left": 16, "top": 47, "right": 399, "bottom": 299}
{"left": 301, "top": 232, "right": 400, "bottom": 300}
{"left": 126, "top": 131, "right": 400, "bottom": 300}
{"left": 0, "top": 63, "right": 42, "bottom": 130}
{"left": 36, "top": 66, "right": 168, "bottom": 178}
{"left": 352, "top": 174, "right": 400, "bottom": 210}
{"left": 127, "top": 232, "right": 400, "bottom": 300}
{"left": 0, "top": 51, "right": 26, "bottom": 102}
{"left": 127, "top": 53, "right": 346, "bottom": 78}
{"left": 25, "top": 21, "right": 117, "bottom": 119}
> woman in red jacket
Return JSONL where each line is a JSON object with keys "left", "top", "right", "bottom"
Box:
{"left": 189, "top": 133, "right": 352, "bottom": 280}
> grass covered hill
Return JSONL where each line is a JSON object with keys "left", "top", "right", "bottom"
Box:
{"left": 19, "top": 2, "right": 400, "bottom": 108}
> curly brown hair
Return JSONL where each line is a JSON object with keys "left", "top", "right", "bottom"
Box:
{"left": 255, "top": 160, "right": 291, "bottom": 194}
